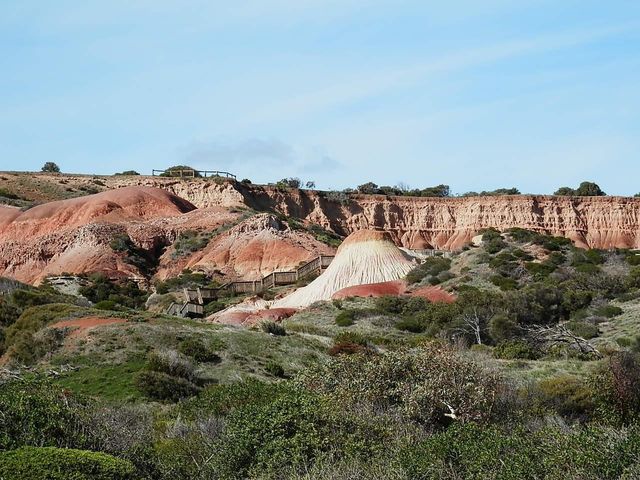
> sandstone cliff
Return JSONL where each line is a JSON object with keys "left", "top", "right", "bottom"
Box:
{"left": 161, "top": 182, "right": 640, "bottom": 251}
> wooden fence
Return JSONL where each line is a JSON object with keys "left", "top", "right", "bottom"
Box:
{"left": 151, "top": 169, "right": 236, "bottom": 179}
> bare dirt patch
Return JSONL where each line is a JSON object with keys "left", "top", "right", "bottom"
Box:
{"left": 50, "top": 317, "right": 127, "bottom": 337}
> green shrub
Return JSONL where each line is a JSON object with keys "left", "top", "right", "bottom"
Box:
{"left": 590, "top": 351, "right": 640, "bottom": 424}
{"left": 300, "top": 344, "right": 501, "bottom": 426}
{"left": 335, "top": 309, "right": 356, "bottom": 326}
{"left": 160, "top": 165, "right": 201, "bottom": 177}
{"left": 173, "top": 230, "right": 211, "bottom": 257}
{"left": 3, "top": 304, "right": 85, "bottom": 364}
{"left": 334, "top": 331, "right": 369, "bottom": 346}
{"left": 566, "top": 320, "right": 599, "bottom": 339}
{"left": 493, "top": 340, "right": 539, "bottom": 360}
{"left": 525, "top": 261, "right": 556, "bottom": 279}
{"left": 178, "top": 338, "right": 221, "bottom": 363}
{"left": 0, "top": 447, "right": 135, "bottom": 480}
{"left": 260, "top": 321, "right": 286, "bottom": 336}
{"left": 145, "top": 350, "right": 197, "bottom": 381}
{"left": 507, "top": 227, "right": 541, "bottom": 243}
{"left": 0, "top": 188, "right": 21, "bottom": 200}
{"left": 406, "top": 257, "right": 452, "bottom": 285}
{"left": 490, "top": 275, "right": 518, "bottom": 290}
{"left": 626, "top": 252, "right": 640, "bottom": 266}
{"left": 204, "top": 300, "right": 226, "bottom": 315}
{"left": 265, "top": 360, "right": 286, "bottom": 378}
{"left": 0, "top": 379, "right": 90, "bottom": 451}
{"left": 400, "top": 423, "right": 640, "bottom": 480}
{"left": 178, "top": 380, "right": 291, "bottom": 418}
{"left": 94, "top": 300, "right": 118, "bottom": 310}
{"left": 373, "top": 295, "right": 406, "bottom": 314}
{"left": 79, "top": 274, "right": 148, "bottom": 309}
{"left": 135, "top": 371, "right": 201, "bottom": 402}
{"left": 213, "top": 388, "right": 388, "bottom": 478}
{"left": 396, "top": 316, "right": 426, "bottom": 333}
{"left": 488, "top": 314, "right": 518, "bottom": 343}
{"left": 213, "top": 390, "right": 326, "bottom": 478}
{"left": 537, "top": 375, "right": 595, "bottom": 418}
{"left": 594, "top": 304, "right": 623, "bottom": 318}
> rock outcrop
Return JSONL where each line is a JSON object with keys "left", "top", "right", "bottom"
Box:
{"left": 274, "top": 230, "right": 416, "bottom": 308}
{"left": 156, "top": 213, "right": 335, "bottom": 280}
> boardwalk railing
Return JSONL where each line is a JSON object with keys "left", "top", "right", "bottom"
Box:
{"left": 165, "top": 248, "right": 451, "bottom": 318}
{"left": 152, "top": 169, "right": 236, "bottom": 179}
{"left": 165, "top": 255, "right": 335, "bottom": 317}
{"left": 221, "top": 255, "right": 335, "bottom": 295}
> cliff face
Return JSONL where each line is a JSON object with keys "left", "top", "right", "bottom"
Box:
{"left": 187, "top": 184, "right": 640, "bottom": 251}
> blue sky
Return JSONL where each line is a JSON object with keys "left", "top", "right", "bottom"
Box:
{"left": 0, "top": 1, "right": 639, "bottom": 194}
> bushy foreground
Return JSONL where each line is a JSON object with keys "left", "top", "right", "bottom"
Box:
{"left": 3, "top": 344, "right": 640, "bottom": 479}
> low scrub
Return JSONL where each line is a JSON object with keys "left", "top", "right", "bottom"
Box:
{"left": 0, "top": 447, "right": 135, "bottom": 480}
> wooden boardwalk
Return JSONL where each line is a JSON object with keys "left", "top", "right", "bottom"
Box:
{"left": 166, "top": 254, "right": 335, "bottom": 318}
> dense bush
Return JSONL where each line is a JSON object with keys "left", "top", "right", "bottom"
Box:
{"left": 493, "top": 340, "right": 540, "bottom": 360}
{"left": 172, "top": 230, "right": 211, "bottom": 257}
{"left": 3, "top": 303, "right": 85, "bottom": 364}
{"left": 135, "top": 350, "right": 203, "bottom": 401}
{"left": 178, "top": 338, "right": 221, "bottom": 363}
{"left": 594, "top": 304, "right": 623, "bottom": 318}
{"left": 135, "top": 371, "right": 201, "bottom": 402}
{"left": 79, "top": 274, "right": 148, "bottom": 309}
{"left": 491, "top": 275, "right": 518, "bottom": 290}
{"left": 260, "top": 321, "right": 286, "bottom": 336}
{"left": 154, "top": 271, "right": 213, "bottom": 294}
{"left": 481, "top": 229, "right": 507, "bottom": 254}
{"left": 400, "top": 422, "right": 640, "bottom": 480}
{"left": 0, "top": 447, "right": 135, "bottom": 480}
{"left": 590, "top": 351, "right": 640, "bottom": 424}
{"left": 265, "top": 360, "right": 286, "bottom": 378}
{"left": 160, "top": 165, "right": 201, "bottom": 177}
{"left": 566, "top": 320, "right": 599, "bottom": 339}
{"left": 213, "top": 388, "right": 389, "bottom": 478}
{"left": 41, "top": 162, "right": 60, "bottom": 173}
{"left": 406, "top": 257, "right": 452, "bottom": 284}
{"left": 300, "top": 344, "right": 501, "bottom": 426}
{"left": 335, "top": 309, "right": 356, "bottom": 326}
{"left": 107, "top": 234, "right": 155, "bottom": 274}
{"left": 537, "top": 375, "right": 595, "bottom": 419}
{"left": 0, "top": 379, "right": 91, "bottom": 451}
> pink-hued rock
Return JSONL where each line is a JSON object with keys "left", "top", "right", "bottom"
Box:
{"left": 332, "top": 280, "right": 407, "bottom": 299}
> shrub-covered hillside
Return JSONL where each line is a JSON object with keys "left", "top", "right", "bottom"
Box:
{"left": 3, "top": 228, "right": 640, "bottom": 478}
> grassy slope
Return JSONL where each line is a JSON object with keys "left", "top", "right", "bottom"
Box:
{"left": 46, "top": 314, "right": 328, "bottom": 402}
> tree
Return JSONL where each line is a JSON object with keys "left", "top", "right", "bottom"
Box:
{"left": 554, "top": 186, "right": 576, "bottom": 196}
{"left": 357, "top": 182, "right": 379, "bottom": 194}
{"left": 305, "top": 181, "right": 316, "bottom": 189}
{"left": 554, "top": 182, "right": 606, "bottom": 197}
{"left": 275, "top": 177, "right": 301, "bottom": 189}
{"left": 41, "top": 162, "right": 60, "bottom": 173}
{"left": 114, "top": 170, "right": 139, "bottom": 176}
{"left": 420, "top": 184, "right": 451, "bottom": 197}
{"left": 575, "top": 181, "right": 606, "bottom": 196}
{"left": 160, "top": 165, "right": 201, "bottom": 177}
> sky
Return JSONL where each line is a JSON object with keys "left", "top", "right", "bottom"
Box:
{"left": 0, "top": 1, "right": 639, "bottom": 195}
